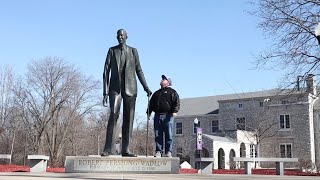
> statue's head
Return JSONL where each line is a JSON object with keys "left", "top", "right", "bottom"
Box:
{"left": 117, "top": 29, "right": 128, "bottom": 45}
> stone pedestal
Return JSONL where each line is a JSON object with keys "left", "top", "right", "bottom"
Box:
{"left": 195, "top": 158, "right": 214, "bottom": 174}
{"left": 65, "top": 155, "right": 180, "bottom": 174}
{"left": 0, "top": 154, "right": 11, "bottom": 164}
{"left": 276, "top": 162, "right": 284, "bottom": 175}
{"left": 27, "top": 155, "right": 49, "bottom": 173}
{"left": 244, "top": 161, "right": 252, "bottom": 175}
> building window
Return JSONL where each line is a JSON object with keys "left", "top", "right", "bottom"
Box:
{"left": 281, "top": 100, "right": 288, "bottom": 104}
{"left": 211, "top": 120, "right": 219, "bottom": 132}
{"left": 193, "top": 120, "right": 201, "bottom": 134}
{"left": 280, "top": 115, "right": 290, "bottom": 129}
{"left": 176, "top": 122, "right": 182, "bottom": 135}
{"left": 250, "top": 144, "right": 257, "bottom": 158}
{"left": 195, "top": 150, "right": 201, "bottom": 158}
{"left": 280, "top": 144, "right": 292, "bottom": 158}
{"left": 250, "top": 144, "right": 254, "bottom": 157}
{"left": 259, "top": 102, "right": 264, "bottom": 107}
{"left": 236, "top": 117, "right": 246, "bottom": 130}
{"left": 238, "top": 103, "right": 243, "bottom": 108}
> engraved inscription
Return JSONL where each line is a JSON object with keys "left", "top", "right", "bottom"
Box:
{"left": 74, "top": 158, "right": 172, "bottom": 172}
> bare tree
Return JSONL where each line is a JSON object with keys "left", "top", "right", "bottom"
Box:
{"left": 175, "top": 136, "right": 194, "bottom": 164}
{"left": 250, "top": 0, "right": 320, "bottom": 87}
{"left": 0, "top": 65, "right": 15, "bottom": 136}
{"left": 244, "top": 100, "right": 279, "bottom": 155}
{"left": 0, "top": 66, "right": 29, "bottom": 165}
{"left": 0, "top": 66, "right": 18, "bottom": 160}
{"left": 81, "top": 111, "right": 109, "bottom": 156}
{"left": 13, "top": 57, "right": 100, "bottom": 166}
{"left": 219, "top": 96, "right": 282, "bottom": 157}
{"left": 64, "top": 112, "right": 105, "bottom": 158}
{"left": 243, "top": 103, "right": 280, "bottom": 168}
{"left": 130, "top": 115, "right": 153, "bottom": 156}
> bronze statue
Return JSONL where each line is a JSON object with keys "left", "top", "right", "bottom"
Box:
{"left": 102, "top": 29, "right": 152, "bottom": 157}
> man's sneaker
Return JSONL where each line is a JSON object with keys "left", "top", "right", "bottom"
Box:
{"left": 165, "top": 152, "right": 172, "bottom": 158}
{"left": 154, "top": 151, "right": 162, "bottom": 157}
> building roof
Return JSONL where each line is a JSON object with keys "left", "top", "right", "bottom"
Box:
{"left": 178, "top": 88, "right": 300, "bottom": 116}
{"left": 203, "top": 134, "right": 236, "bottom": 143}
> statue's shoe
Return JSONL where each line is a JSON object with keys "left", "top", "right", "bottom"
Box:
{"left": 101, "top": 152, "right": 112, "bottom": 156}
{"left": 122, "top": 152, "right": 137, "bottom": 157}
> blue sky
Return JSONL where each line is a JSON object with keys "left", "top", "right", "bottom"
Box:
{"left": 0, "top": 1, "right": 284, "bottom": 118}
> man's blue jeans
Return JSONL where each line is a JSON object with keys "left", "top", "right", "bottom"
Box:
{"left": 154, "top": 113, "right": 174, "bottom": 153}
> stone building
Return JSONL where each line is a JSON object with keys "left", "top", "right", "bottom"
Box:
{"left": 173, "top": 75, "right": 320, "bottom": 170}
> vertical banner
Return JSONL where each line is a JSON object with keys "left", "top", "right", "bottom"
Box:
{"left": 196, "top": 127, "right": 202, "bottom": 150}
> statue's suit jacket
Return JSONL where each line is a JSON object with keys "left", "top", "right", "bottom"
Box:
{"left": 103, "top": 45, "right": 149, "bottom": 97}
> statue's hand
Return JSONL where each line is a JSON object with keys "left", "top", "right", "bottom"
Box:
{"left": 103, "top": 95, "right": 108, "bottom": 107}
{"left": 172, "top": 113, "right": 177, "bottom": 118}
{"left": 146, "top": 109, "right": 152, "bottom": 117}
{"left": 145, "top": 89, "right": 152, "bottom": 97}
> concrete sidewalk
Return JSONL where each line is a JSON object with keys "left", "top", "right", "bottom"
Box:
{"left": 0, "top": 173, "right": 320, "bottom": 180}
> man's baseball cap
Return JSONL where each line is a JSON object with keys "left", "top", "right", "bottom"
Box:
{"left": 162, "top": 75, "right": 172, "bottom": 86}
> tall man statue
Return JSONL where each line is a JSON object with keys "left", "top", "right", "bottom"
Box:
{"left": 102, "top": 29, "right": 152, "bottom": 157}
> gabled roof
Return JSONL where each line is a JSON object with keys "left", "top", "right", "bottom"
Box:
{"left": 178, "top": 88, "right": 302, "bottom": 116}
{"left": 203, "top": 134, "right": 236, "bottom": 143}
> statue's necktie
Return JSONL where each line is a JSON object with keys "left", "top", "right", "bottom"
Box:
{"left": 120, "top": 49, "right": 126, "bottom": 70}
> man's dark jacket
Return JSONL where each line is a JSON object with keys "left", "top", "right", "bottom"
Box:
{"left": 148, "top": 87, "right": 180, "bottom": 114}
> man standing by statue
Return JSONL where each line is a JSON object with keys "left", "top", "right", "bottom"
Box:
{"left": 147, "top": 75, "right": 180, "bottom": 158}
{"left": 102, "top": 29, "right": 152, "bottom": 157}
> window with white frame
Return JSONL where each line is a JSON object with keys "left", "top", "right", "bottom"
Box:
{"left": 280, "top": 143, "right": 292, "bottom": 158}
{"left": 193, "top": 120, "right": 201, "bottom": 134}
{"left": 211, "top": 120, "right": 219, "bottom": 132}
{"left": 259, "top": 101, "right": 264, "bottom": 107}
{"left": 250, "top": 144, "right": 257, "bottom": 157}
{"left": 175, "top": 122, "right": 182, "bottom": 135}
{"left": 236, "top": 117, "right": 246, "bottom": 130}
{"left": 177, "top": 147, "right": 183, "bottom": 154}
{"left": 280, "top": 115, "right": 290, "bottom": 129}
